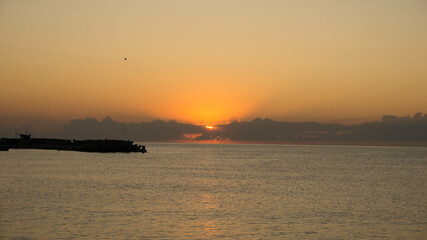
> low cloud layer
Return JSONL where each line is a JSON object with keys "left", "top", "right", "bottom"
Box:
{"left": 1, "top": 113, "right": 426, "bottom": 144}
{"left": 196, "top": 113, "right": 427, "bottom": 143}
{"left": 62, "top": 116, "right": 203, "bottom": 141}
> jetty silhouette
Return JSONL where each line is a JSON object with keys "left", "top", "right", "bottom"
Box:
{"left": 0, "top": 134, "right": 146, "bottom": 153}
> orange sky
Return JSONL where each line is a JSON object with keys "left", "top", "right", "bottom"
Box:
{"left": 1, "top": 0, "right": 426, "bottom": 130}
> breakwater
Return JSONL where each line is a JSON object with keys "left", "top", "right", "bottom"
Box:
{"left": 0, "top": 137, "right": 147, "bottom": 153}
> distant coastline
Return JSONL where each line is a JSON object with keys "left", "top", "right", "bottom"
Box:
{"left": 150, "top": 139, "right": 427, "bottom": 148}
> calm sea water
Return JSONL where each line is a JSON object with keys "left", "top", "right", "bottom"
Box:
{"left": 0, "top": 143, "right": 426, "bottom": 239}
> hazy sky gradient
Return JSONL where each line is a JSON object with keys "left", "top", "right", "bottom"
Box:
{"left": 1, "top": 0, "right": 426, "bottom": 129}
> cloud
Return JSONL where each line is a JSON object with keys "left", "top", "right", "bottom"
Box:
{"left": 195, "top": 114, "right": 427, "bottom": 143}
{"left": 3, "top": 113, "right": 426, "bottom": 144}
{"left": 62, "top": 116, "right": 204, "bottom": 141}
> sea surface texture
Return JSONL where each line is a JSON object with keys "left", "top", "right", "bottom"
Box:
{"left": 1, "top": 143, "right": 426, "bottom": 239}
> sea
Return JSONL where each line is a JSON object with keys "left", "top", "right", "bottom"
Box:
{"left": 0, "top": 143, "right": 426, "bottom": 239}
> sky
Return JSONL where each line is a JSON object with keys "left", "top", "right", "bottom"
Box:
{"left": 1, "top": 0, "right": 426, "bottom": 131}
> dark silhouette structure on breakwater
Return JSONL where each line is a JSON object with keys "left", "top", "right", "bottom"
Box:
{"left": 0, "top": 134, "right": 147, "bottom": 153}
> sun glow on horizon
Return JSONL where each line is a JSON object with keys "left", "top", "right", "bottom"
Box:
{"left": 205, "top": 125, "right": 214, "bottom": 129}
